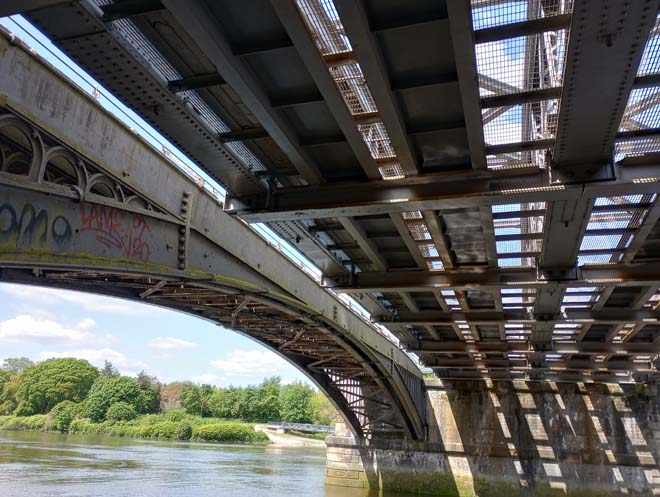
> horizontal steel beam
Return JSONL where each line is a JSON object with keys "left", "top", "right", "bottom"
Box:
{"left": 430, "top": 370, "right": 656, "bottom": 384}
{"left": 485, "top": 139, "right": 554, "bottom": 155}
{"left": 227, "top": 162, "right": 660, "bottom": 222}
{"left": 100, "top": 0, "right": 164, "bottom": 21}
{"left": 481, "top": 87, "right": 562, "bottom": 108}
{"left": 412, "top": 341, "right": 660, "bottom": 355}
{"left": 0, "top": 0, "right": 67, "bottom": 17}
{"left": 429, "top": 359, "right": 653, "bottom": 372}
{"left": 218, "top": 127, "right": 269, "bottom": 143}
{"left": 474, "top": 13, "right": 572, "bottom": 44}
{"left": 378, "top": 309, "right": 660, "bottom": 325}
{"left": 633, "top": 73, "right": 660, "bottom": 89}
{"left": 479, "top": 75, "right": 660, "bottom": 109}
{"left": 166, "top": 73, "right": 225, "bottom": 92}
{"left": 323, "top": 263, "right": 660, "bottom": 292}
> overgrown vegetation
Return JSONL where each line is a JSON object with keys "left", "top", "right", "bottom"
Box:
{"left": 0, "top": 357, "right": 335, "bottom": 445}
{"left": 0, "top": 412, "right": 269, "bottom": 443}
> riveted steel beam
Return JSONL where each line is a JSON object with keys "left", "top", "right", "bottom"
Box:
{"left": 323, "top": 263, "right": 660, "bottom": 293}
{"left": 376, "top": 309, "right": 660, "bottom": 325}
{"left": 226, "top": 164, "right": 660, "bottom": 222}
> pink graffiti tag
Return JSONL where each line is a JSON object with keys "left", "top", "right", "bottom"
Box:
{"left": 80, "top": 204, "right": 152, "bottom": 262}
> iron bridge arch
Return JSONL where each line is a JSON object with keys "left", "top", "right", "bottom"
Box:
{"left": 0, "top": 76, "right": 426, "bottom": 442}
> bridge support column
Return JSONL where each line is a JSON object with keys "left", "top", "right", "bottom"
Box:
{"left": 325, "top": 380, "right": 660, "bottom": 496}
{"left": 325, "top": 421, "right": 369, "bottom": 492}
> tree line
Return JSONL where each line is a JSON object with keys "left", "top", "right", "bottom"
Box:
{"left": 0, "top": 357, "right": 336, "bottom": 425}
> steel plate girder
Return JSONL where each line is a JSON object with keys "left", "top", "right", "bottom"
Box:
{"left": 376, "top": 309, "right": 660, "bottom": 325}
{"left": 0, "top": 0, "right": 66, "bottom": 16}
{"left": 24, "top": 1, "right": 265, "bottom": 195}
{"left": 160, "top": 0, "right": 325, "bottom": 185}
{"left": 323, "top": 263, "right": 660, "bottom": 293}
{"left": 226, "top": 166, "right": 660, "bottom": 222}
{"left": 553, "top": 0, "right": 659, "bottom": 167}
{"left": 412, "top": 341, "right": 660, "bottom": 355}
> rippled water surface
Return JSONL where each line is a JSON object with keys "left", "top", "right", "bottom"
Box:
{"left": 0, "top": 430, "right": 349, "bottom": 497}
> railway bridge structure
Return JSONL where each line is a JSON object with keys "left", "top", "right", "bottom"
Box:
{"left": 1, "top": 1, "right": 660, "bottom": 495}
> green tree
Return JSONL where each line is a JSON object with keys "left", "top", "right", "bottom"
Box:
{"left": 15, "top": 358, "right": 98, "bottom": 415}
{"left": 135, "top": 371, "right": 160, "bottom": 414}
{"left": 310, "top": 390, "right": 337, "bottom": 425}
{"left": 0, "top": 369, "right": 9, "bottom": 394}
{"left": 237, "top": 385, "right": 258, "bottom": 421}
{"left": 208, "top": 387, "right": 241, "bottom": 419}
{"left": 254, "top": 377, "right": 281, "bottom": 422}
{"left": 84, "top": 376, "right": 141, "bottom": 422}
{"left": 100, "top": 360, "right": 119, "bottom": 378}
{"left": 105, "top": 401, "right": 137, "bottom": 422}
{"left": 2, "top": 357, "right": 34, "bottom": 373}
{"left": 0, "top": 371, "right": 21, "bottom": 414}
{"left": 279, "top": 381, "right": 314, "bottom": 423}
{"left": 181, "top": 382, "right": 213, "bottom": 417}
{"left": 49, "top": 400, "right": 81, "bottom": 432}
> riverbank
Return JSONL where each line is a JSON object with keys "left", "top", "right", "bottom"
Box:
{"left": 254, "top": 424, "right": 326, "bottom": 447}
{"left": 0, "top": 412, "right": 269, "bottom": 444}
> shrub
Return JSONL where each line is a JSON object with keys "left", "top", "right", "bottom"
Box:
{"left": 164, "top": 409, "right": 188, "bottom": 422}
{"left": 192, "top": 422, "right": 268, "bottom": 443}
{"left": 0, "top": 414, "right": 47, "bottom": 431}
{"left": 84, "top": 376, "right": 141, "bottom": 422}
{"left": 138, "top": 420, "right": 191, "bottom": 440}
{"left": 105, "top": 423, "right": 141, "bottom": 438}
{"left": 106, "top": 402, "right": 137, "bottom": 422}
{"left": 138, "top": 414, "right": 161, "bottom": 426}
{"left": 176, "top": 421, "right": 192, "bottom": 441}
{"left": 69, "top": 418, "right": 103, "bottom": 436}
{"left": 49, "top": 401, "right": 81, "bottom": 432}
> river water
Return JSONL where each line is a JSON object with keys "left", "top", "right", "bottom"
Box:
{"left": 0, "top": 430, "right": 403, "bottom": 497}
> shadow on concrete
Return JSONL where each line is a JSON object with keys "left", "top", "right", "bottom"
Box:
{"left": 338, "top": 379, "right": 659, "bottom": 496}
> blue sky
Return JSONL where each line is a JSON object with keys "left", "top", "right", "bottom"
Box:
{"left": 0, "top": 15, "right": 312, "bottom": 387}
{"left": 0, "top": 282, "right": 308, "bottom": 386}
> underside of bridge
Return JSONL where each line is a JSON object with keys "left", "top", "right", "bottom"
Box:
{"left": 0, "top": 26, "right": 427, "bottom": 444}
{"left": 2, "top": 0, "right": 660, "bottom": 494}
{"left": 6, "top": 0, "right": 658, "bottom": 385}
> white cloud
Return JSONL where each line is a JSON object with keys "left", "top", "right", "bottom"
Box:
{"left": 0, "top": 315, "right": 115, "bottom": 345}
{"left": 191, "top": 373, "right": 219, "bottom": 384}
{"left": 77, "top": 318, "right": 96, "bottom": 330}
{"left": 209, "top": 349, "right": 301, "bottom": 385}
{"left": 0, "top": 283, "right": 162, "bottom": 316}
{"left": 38, "top": 348, "right": 147, "bottom": 376}
{"left": 147, "top": 337, "right": 197, "bottom": 350}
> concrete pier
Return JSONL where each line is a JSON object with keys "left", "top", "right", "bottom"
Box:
{"left": 326, "top": 380, "right": 660, "bottom": 496}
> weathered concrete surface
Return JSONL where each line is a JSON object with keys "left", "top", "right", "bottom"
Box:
{"left": 326, "top": 379, "right": 660, "bottom": 496}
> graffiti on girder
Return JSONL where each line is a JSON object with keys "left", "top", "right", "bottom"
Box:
{"left": 80, "top": 204, "right": 152, "bottom": 262}
{"left": 0, "top": 202, "right": 72, "bottom": 247}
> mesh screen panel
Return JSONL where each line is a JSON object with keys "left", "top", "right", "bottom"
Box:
{"left": 296, "top": 0, "right": 351, "bottom": 55}
{"left": 638, "top": 14, "right": 660, "bottom": 76}
{"left": 471, "top": 0, "right": 573, "bottom": 30}
{"left": 476, "top": 33, "right": 568, "bottom": 96}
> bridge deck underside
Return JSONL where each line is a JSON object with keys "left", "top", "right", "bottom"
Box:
{"left": 7, "top": 0, "right": 660, "bottom": 386}
{"left": 0, "top": 29, "right": 427, "bottom": 442}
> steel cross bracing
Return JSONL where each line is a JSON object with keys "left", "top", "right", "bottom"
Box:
{"left": 6, "top": 0, "right": 660, "bottom": 386}
{"left": 0, "top": 31, "right": 427, "bottom": 441}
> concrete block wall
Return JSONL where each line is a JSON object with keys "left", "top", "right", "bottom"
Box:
{"left": 326, "top": 380, "right": 660, "bottom": 496}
